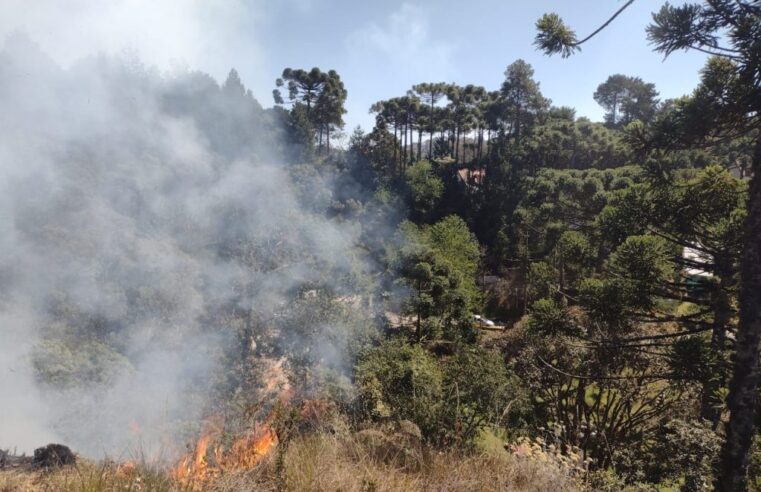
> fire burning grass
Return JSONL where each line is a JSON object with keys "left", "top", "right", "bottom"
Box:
{"left": 1, "top": 360, "right": 581, "bottom": 491}
{"left": 0, "top": 415, "right": 286, "bottom": 492}
{"left": 172, "top": 356, "right": 293, "bottom": 489}
{"left": 172, "top": 418, "right": 279, "bottom": 490}
{"left": 1, "top": 431, "right": 583, "bottom": 492}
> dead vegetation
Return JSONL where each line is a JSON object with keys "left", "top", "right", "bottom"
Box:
{"left": 1, "top": 429, "right": 582, "bottom": 492}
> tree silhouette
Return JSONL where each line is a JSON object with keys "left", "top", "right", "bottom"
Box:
{"left": 413, "top": 82, "right": 449, "bottom": 159}
{"left": 274, "top": 67, "right": 346, "bottom": 154}
{"left": 500, "top": 60, "right": 550, "bottom": 142}
{"left": 594, "top": 74, "right": 659, "bottom": 127}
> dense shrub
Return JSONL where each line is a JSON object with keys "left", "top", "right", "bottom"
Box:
{"left": 355, "top": 339, "right": 443, "bottom": 436}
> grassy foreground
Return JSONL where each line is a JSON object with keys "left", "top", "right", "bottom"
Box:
{"left": 0, "top": 431, "right": 581, "bottom": 492}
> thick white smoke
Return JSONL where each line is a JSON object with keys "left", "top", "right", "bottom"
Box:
{"left": 0, "top": 33, "right": 364, "bottom": 457}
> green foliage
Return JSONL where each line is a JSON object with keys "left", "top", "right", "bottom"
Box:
{"left": 15, "top": 8, "right": 759, "bottom": 488}
{"left": 555, "top": 231, "right": 592, "bottom": 276}
{"left": 440, "top": 347, "right": 528, "bottom": 444}
{"left": 396, "top": 249, "right": 472, "bottom": 343}
{"left": 578, "top": 278, "right": 631, "bottom": 328}
{"left": 391, "top": 217, "right": 481, "bottom": 342}
{"left": 534, "top": 13, "right": 579, "bottom": 58}
{"left": 507, "top": 166, "right": 645, "bottom": 292}
{"left": 607, "top": 235, "right": 675, "bottom": 287}
{"left": 32, "top": 337, "right": 133, "bottom": 388}
{"left": 356, "top": 339, "right": 525, "bottom": 446}
{"left": 274, "top": 104, "right": 315, "bottom": 162}
{"left": 747, "top": 435, "right": 761, "bottom": 492}
{"left": 638, "top": 419, "right": 721, "bottom": 491}
{"left": 669, "top": 335, "right": 713, "bottom": 383}
{"left": 274, "top": 67, "right": 347, "bottom": 153}
{"left": 500, "top": 60, "right": 550, "bottom": 140}
{"left": 534, "top": 2, "right": 636, "bottom": 59}
{"left": 596, "top": 188, "right": 650, "bottom": 247}
{"left": 420, "top": 215, "right": 481, "bottom": 307}
{"left": 594, "top": 74, "right": 659, "bottom": 127}
{"left": 527, "top": 261, "right": 557, "bottom": 302}
{"left": 526, "top": 299, "right": 575, "bottom": 336}
{"left": 348, "top": 126, "right": 397, "bottom": 189}
{"left": 404, "top": 160, "right": 444, "bottom": 221}
{"left": 523, "top": 117, "right": 630, "bottom": 170}
{"left": 412, "top": 82, "right": 449, "bottom": 159}
{"left": 355, "top": 339, "right": 443, "bottom": 436}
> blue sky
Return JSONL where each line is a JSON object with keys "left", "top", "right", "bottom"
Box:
{"left": 1, "top": 0, "right": 709, "bottom": 138}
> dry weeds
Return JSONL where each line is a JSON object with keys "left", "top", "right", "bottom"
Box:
{"left": 1, "top": 431, "right": 582, "bottom": 492}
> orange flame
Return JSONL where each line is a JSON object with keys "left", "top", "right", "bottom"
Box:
{"left": 128, "top": 419, "right": 141, "bottom": 436}
{"left": 173, "top": 432, "right": 216, "bottom": 488}
{"left": 172, "top": 419, "right": 281, "bottom": 489}
{"left": 172, "top": 357, "right": 292, "bottom": 489}
{"left": 222, "top": 423, "right": 279, "bottom": 470}
{"left": 115, "top": 460, "right": 137, "bottom": 478}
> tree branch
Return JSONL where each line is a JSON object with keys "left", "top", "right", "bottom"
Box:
{"left": 537, "top": 355, "right": 678, "bottom": 381}
{"left": 574, "top": 0, "right": 637, "bottom": 47}
{"left": 688, "top": 45, "right": 742, "bottom": 59}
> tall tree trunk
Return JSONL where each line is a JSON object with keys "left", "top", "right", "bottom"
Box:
{"left": 409, "top": 121, "right": 414, "bottom": 164}
{"left": 454, "top": 125, "right": 465, "bottom": 163}
{"left": 486, "top": 129, "right": 492, "bottom": 161}
{"left": 418, "top": 128, "right": 423, "bottom": 161}
{"left": 573, "top": 380, "right": 587, "bottom": 449}
{"left": 701, "top": 257, "right": 732, "bottom": 428}
{"left": 415, "top": 281, "right": 422, "bottom": 342}
{"left": 451, "top": 126, "right": 456, "bottom": 159}
{"left": 455, "top": 125, "right": 460, "bottom": 163}
{"left": 514, "top": 106, "right": 522, "bottom": 142}
{"left": 407, "top": 118, "right": 411, "bottom": 166}
{"left": 479, "top": 128, "right": 483, "bottom": 161}
{"left": 717, "top": 135, "right": 761, "bottom": 492}
{"left": 400, "top": 122, "right": 405, "bottom": 174}
{"left": 406, "top": 120, "right": 410, "bottom": 165}
{"left": 453, "top": 126, "right": 458, "bottom": 162}
{"left": 407, "top": 120, "right": 415, "bottom": 164}
{"left": 402, "top": 120, "right": 407, "bottom": 172}
{"left": 326, "top": 124, "right": 330, "bottom": 155}
{"left": 429, "top": 98, "right": 435, "bottom": 159}
{"left": 521, "top": 231, "right": 530, "bottom": 314}
{"left": 393, "top": 124, "right": 399, "bottom": 176}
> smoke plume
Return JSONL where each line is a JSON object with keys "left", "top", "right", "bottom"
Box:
{"left": 0, "top": 30, "right": 367, "bottom": 457}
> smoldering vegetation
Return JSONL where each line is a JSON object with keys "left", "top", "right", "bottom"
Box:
{"left": 0, "top": 33, "right": 378, "bottom": 457}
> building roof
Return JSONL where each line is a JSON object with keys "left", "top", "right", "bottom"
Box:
{"left": 456, "top": 168, "right": 485, "bottom": 186}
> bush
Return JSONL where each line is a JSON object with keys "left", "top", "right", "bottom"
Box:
{"left": 527, "top": 261, "right": 557, "bottom": 301}
{"left": 355, "top": 339, "right": 443, "bottom": 436}
{"left": 526, "top": 299, "right": 575, "bottom": 336}
{"left": 627, "top": 419, "right": 721, "bottom": 491}
{"left": 440, "top": 347, "right": 529, "bottom": 444}
{"left": 32, "top": 337, "right": 133, "bottom": 388}
{"left": 748, "top": 434, "right": 761, "bottom": 492}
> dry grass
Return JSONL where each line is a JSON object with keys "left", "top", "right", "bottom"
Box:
{"left": 0, "top": 460, "right": 179, "bottom": 492}
{"left": 1, "top": 431, "right": 582, "bottom": 492}
{"left": 211, "top": 432, "right": 582, "bottom": 492}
